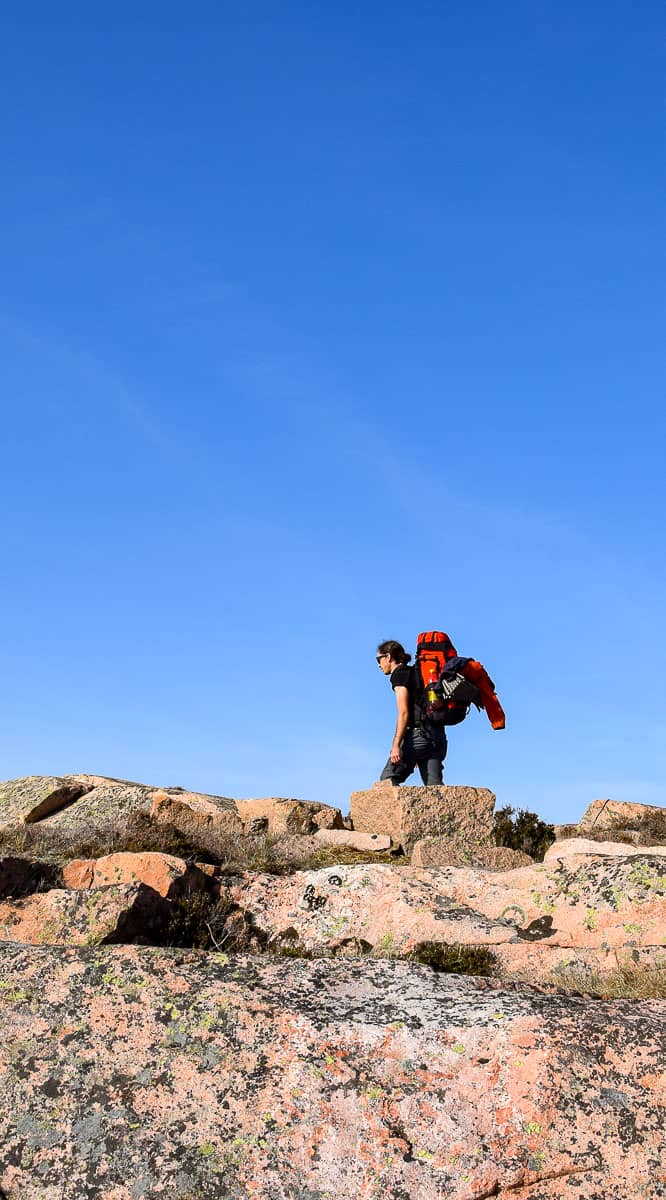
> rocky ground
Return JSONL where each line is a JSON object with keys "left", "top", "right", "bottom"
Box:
{"left": 0, "top": 774, "right": 664, "bottom": 1199}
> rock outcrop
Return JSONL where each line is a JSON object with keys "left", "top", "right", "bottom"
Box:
{"left": 223, "top": 855, "right": 666, "bottom": 983}
{"left": 0, "top": 944, "right": 663, "bottom": 1200}
{"left": 579, "top": 797, "right": 666, "bottom": 836}
{"left": 1, "top": 774, "right": 665, "bottom": 1199}
{"left": 351, "top": 782, "right": 495, "bottom": 853}
{"left": 0, "top": 882, "right": 170, "bottom": 946}
{"left": 0, "top": 774, "right": 345, "bottom": 841}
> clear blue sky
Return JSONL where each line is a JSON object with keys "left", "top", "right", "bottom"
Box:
{"left": 2, "top": 3, "right": 665, "bottom": 823}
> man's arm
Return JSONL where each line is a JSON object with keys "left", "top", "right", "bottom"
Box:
{"left": 390, "top": 686, "right": 410, "bottom": 763}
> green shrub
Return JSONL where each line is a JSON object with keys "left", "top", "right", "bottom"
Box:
{"left": 408, "top": 941, "right": 497, "bottom": 976}
{"left": 493, "top": 806, "right": 555, "bottom": 862}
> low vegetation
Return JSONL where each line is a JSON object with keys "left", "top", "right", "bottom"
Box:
{"left": 0, "top": 813, "right": 407, "bottom": 877}
{"left": 549, "top": 961, "right": 666, "bottom": 1001}
{"left": 493, "top": 805, "right": 555, "bottom": 861}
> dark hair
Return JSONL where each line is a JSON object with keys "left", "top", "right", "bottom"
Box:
{"left": 377, "top": 640, "right": 411, "bottom": 665}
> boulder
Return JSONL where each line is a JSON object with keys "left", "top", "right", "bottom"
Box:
{"left": 579, "top": 798, "right": 666, "bottom": 838}
{"left": 235, "top": 797, "right": 344, "bottom": 834}
{"left": 0, "top": 775, "right": 93, "bottom": 828}
{"left": 0, "top": 945, "right": 663, "bottom": 1200}
{"left": 62, "top": 851, "right": 211, "bottom": 898}
{"left": 313, "top": 829, "right": 392, "bottom": 853}
{"left": 39, "top": 778, "right": 166, "bottom": 833}
{"left": 0, "top": 883, "right": 170, "bottom": 946}
{"left": 350, "top": 782, "right": 495, "bottom": 853}
{"left": 412, "top": 840, "right": 532, "bottom": 870}
{"left": 150, "top": 789, "right": 244, "bottom": 839}
{"left": 545, "top": 838, "right": 666, "bottom": 862}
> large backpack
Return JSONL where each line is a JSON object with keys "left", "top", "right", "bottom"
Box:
{"left": 414, "top": 630, "right": 506, "bottom": 729}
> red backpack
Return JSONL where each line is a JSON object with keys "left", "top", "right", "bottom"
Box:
{"left": 415, "top": 631, "right": 506, "bottom": 730}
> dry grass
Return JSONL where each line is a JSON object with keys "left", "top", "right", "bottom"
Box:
{"left": 559, "top": 810, "right": 666, "bottom": 847}
{"left": 0, "top": 814, "right": 407, "bottom": 876}
{"left": 548, "top": 962, "right": 666, "bottom": 1001}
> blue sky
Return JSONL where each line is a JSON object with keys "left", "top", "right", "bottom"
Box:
{"left": 2, "top": 3, "right": 665, "bottom": 823}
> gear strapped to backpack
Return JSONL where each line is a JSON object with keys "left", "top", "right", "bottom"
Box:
{"left": 414, "top": 630, "right": 506, "bottom": 730}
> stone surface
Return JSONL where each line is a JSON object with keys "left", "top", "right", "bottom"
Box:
{"left": 62, "top": 851, "right": 211, "bottom": 898}
{"left": 579, "top": 798, "right": 666, "bottom": 836}
{"left": 224, "top": 855, "right": 666, "bottom": 978}
{"left": 227, "top": 865, "right": 520, "bottom": 955}
{"left": 545, "top": 838, "right": 666, "bottom": 862}
{"left": 235, "top": 797, "right": 344, "bottom": 835}
{"left": 0, "top": 775, "right": 93, "bottom": 828}
{"left": 0, "top": 883, "right": 169, "bottom": 946}
{"left": 150, "top": 789, "right": 244, "bottom": 839}
{"left": 0, "top": 944, "right": 663, "bottom": 1200}
{"left": 411, "top": 839, "right": 532, "bottom": 869}
{"left": 415, "top": 855, "right": 666, "bottom": 953}
{"left": 313, "top": 829, "right": 393, "bottom": 852}
{"left": 39, "top": 778, "right": 165, "bottom": 832}
{"left": 350, "top": 782, "right": 495, "bottom": 853}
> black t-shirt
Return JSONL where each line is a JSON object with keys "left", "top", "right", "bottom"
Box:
{"left": 390, "top": 664, "right": 417, "bottom": 727}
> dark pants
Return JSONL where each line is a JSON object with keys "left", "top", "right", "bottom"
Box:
{"left": 380, "top": 725, "right": 447, "bottom": 786}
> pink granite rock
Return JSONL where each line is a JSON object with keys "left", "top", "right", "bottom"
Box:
{"left": 0, "top": 944, "right": 662, "bottom": 1199}
{"left": 423, "top": 853, "right": 666, "bottom": 951}
{"left": 150, "top": 788, "right": 244, "bottom": 839}
{"left": 545, "top": 838, "right": 666, "bottom": 862}
{"left": 222, "top": 854, "right": 666, "bottom": 982}
{"left": 235, "top": 796, "right": 344, "bottom": 834}
{"left": 313, "top": 829, "right": 392, "bottom": 852}
{"left": 62, "top": 851, "right": 210, "bottom": 898}
{"left": 0, "top": 775, "right": 93, "bottom": 827}
{"left": 411, "top": 840, "right": 532, "bottom": 869}
{"left": 227, "top": 864, "right": 520, "bottom": 955}
{"left": 579, "top": 797, "right": 666, "bottom": 836}
{"left": 350, "top": 781, "right": 495, "bottom": 852}
{"left": 0, "top": 883, "right": 169, "bottom": 946}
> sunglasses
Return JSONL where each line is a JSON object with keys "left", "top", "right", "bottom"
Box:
{"left": 376, "top": 653, "right": 388, "bottom": 663}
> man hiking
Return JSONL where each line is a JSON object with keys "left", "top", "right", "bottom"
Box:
{"left": 376, "top": 639, "right": 447, "bottom": 785}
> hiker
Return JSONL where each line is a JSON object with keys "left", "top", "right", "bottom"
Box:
{"left": 376, "top": 640, "right": 447, "bottom": 785}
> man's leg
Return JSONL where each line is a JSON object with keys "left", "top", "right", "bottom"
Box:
{"left": 379, "top": 730, "right": 418, "bottom": 784}
{"left": 414, "top": 728, "right": 447, "bottom": 785}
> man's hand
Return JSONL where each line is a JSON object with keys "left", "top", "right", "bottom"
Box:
{"left": 390, "top": 741, "right": 402, "bottom": 763}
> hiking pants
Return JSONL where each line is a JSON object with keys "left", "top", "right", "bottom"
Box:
{"left": 379, "top": 725, "right": 447, "bottom": 786}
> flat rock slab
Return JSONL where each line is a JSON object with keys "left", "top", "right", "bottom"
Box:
{"left": 412, "top": 839, "right": 532, "bottom": 869}
{"left": 545, "top": 838, "right": 666, "bottom": 861}
{"left": 226, "top": 856, "right": 666, "bottom": 970}
{"left": 351, "top": 781, "right": 495, "bottom": 853}
{"left": 62, "top": 851, "right": 211, "bottom": 898}
{"left": 228, "top": 864, "right": 520, "bottom": 954}
{"left": 0, "top": 776, "right": 93, "bottom": 828}
{"left": 418, "top": 854, "right": 666, "bottom": 951}
{"left": 489, "top": 941, "right": 666, "bottom": 984}
{"left": 313, "top": 829, "right": 392, "bottom": 852}
{"left": 0, "top": 883, "right": 169, "bottom": 946}
{"left": 0, "top": 944, "right": 663, "bottom": 1200}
